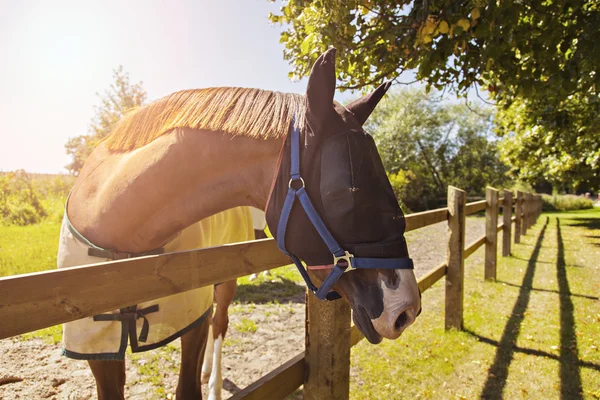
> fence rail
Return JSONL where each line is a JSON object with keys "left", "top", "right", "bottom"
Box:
{"left": 0, "top": 187, "right": 543, "bottom": 399}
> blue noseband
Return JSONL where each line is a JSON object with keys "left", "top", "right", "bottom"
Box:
{"left": 276, "top": 121, "right": 414, "bottom": 301}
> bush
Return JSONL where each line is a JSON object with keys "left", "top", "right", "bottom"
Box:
{"left": 541, "top": 194, "right": 594, "bottom": 211}
{"left": 0, "top": 171, "right": 72, "bottom": 226}
{"left": 387, "top": 170, "right": 417, "bottom": 213}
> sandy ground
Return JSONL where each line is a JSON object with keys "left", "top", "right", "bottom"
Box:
{"left": 0, "top": 217, "right": 488, "bottom": 399}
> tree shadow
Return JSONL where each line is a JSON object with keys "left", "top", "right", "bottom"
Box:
{"left": 235, "top": 278, "right": 305, "bottom": 304}
{"left": 556, "top": 218, "right": 583, "bottom": 398}
{"left": 480, "top": 218, "right": 548, "bottom": 399}
{"left": 565, "top": 217, "right": 600, "bottom": 231}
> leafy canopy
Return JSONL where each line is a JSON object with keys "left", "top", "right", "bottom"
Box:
{"left": 269, "top": 0, "right": 598, "bottom": 104}
{"left": 65, "top": 66, "right": 146, "bottom": 175}
{"left": 269, "top": 0, "right": 599, "bottom": 192}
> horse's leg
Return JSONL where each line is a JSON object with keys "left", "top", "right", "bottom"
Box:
{"left": 88, "top": 359, "right": 126, "bottom": 400}
{"left": 177, "top": 317, "right": 210, "bottom": 399}
{"left": 206, "top": 280, "right": 237, "bottom": 400}
{"left": 200, "top": 315, "right": 215, "bottom": 384}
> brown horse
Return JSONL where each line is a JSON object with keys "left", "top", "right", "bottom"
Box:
{"left": 62, "top": 48, "right": 421, "bottom": 399}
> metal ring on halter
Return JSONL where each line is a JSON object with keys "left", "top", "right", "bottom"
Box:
{"left": 288, "top": 177, "right": 305, "bottom": 188}
{"left": 334, "top": 251, "right": 355, "bottom": 273}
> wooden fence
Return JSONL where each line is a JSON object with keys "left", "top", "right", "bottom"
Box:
{"left": 0, "top": 187, "right": 542, "bottom": 399}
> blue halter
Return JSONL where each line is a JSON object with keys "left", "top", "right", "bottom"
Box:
{"left": 275, "top": 121, "right": 414, "bottom": 301}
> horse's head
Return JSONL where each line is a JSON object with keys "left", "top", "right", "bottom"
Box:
{"left": 266, "top": 48, "right": 420, "bottom": 344}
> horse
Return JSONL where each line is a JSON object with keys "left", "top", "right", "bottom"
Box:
{"left": 60, "top": 48, "right": 421, "bottom": 399}
{"left": 200, "top": 209, "right": 267, "bottom": 399}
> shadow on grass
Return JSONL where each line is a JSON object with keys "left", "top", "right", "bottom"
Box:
{"left": 556, "top": 218, "right": 583, "bottom": 398}
{"left": 234, "top": 278, "right": 305, "bottom": 304}
{"left": 463, "top": 330, "right": 600, "bottom": 373}
{"left": 494, "top": 280, "right": 598, "bottom": 301}
{"left": 480, "top": 217, "right": 548, "bottom": 399}
{"left": 565, "top": 217, "right": 600, "bottom": 230}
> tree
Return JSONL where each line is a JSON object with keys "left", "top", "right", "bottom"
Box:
{"left": 65, "top": 66, "right": 146, "bottom": 175}
{"left": 366, "top": 88, "right": 508, "bottom": 210}
{"left": 269, "top": 0, "right": 599, "bottom": 192}
{"left": 269, "top": 1, "right": 598, "bottom": 103}
{"left": 495, "top": 93, "right": 600, "bottom": 192}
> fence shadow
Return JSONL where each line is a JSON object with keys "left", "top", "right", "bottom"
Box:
{"left": 235, "top": 278, "right": 305, "bottom": 304}
{"left": 556, "top": 218, "right": 583, "bottom": 398}
{"left": 494, "top": 280, "right": 598, "bottom": 301}
{"left": 479, "top": 217, "right": 548, "bottom": 399}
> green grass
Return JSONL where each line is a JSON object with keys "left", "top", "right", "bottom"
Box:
{"left": 1, "top": 221, "right": 63, "bottom": 343}
{"left": 350, "top": 208, "right": 600, "bottom": 399}
{"left": 234, "top": 318, "right": 258, "bottom": 334}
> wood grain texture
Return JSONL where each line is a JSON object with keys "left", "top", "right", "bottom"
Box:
{"left": 229, "top": 352, "right": 304, "bottom": 400}
{"left": 465, "top": 200, "right": 486, "bottom": 215}
{"left": 515, "top": 191, "right": 523, "bottom": 243}
{"left": 445, "top": 186, "right": 466, "bottom": 331}
{"left": 485, "top": 187, "right": 499, "bottom": 281}
{"left": 502, "top": 190, "right": 512, "bottom": 256}
{"left": 0, "top": 239, "right": 290, "bottom": 340}
{"left": 304, "top": 283, "right": 351, "bottom": 400}
{"left": 405, "top": 208, "right": 448, "bottom": 232}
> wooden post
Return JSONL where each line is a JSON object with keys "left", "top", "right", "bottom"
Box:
{"left": 485, "top": 187, "right": 499, "bottom": 281}
{"left": 515, "top": 191, "right": 522, "bottom": 244}
{"left": 445, "top": 186, "right": 466, "bottom": 331}
{"left": 502, "top": 189, "right": 512, "bottom": 256}
{"left": 521, "top": 192, "right": 529, "bottom": 236}
{"left": 304, "top": 284, "right": 351, "bottom": 400}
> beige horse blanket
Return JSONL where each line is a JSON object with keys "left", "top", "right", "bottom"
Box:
{"left": 57, "top": 207, "right": 253, "bottom": 360}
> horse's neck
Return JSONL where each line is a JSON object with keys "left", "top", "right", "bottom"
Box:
{"left": 68, "top": 128, "right": 284, "bottom": 252}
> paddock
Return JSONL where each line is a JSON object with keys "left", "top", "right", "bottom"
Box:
{"left": 5, "top": 187, "right": 595, "bottom": 399}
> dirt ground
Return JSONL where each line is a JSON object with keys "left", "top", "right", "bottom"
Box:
{"left": 0, "top": 217, "right": 487, "bottom": 399}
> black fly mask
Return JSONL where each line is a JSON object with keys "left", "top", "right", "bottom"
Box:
{"left": 265, "top": 51, "right": 413, "bottom": 302}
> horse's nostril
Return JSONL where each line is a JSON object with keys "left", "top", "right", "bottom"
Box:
{"left": 395, "top": 311, "right": 408, "bottom": 330}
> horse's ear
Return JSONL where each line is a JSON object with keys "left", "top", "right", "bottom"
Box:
{"left": 306, "top": 48, "right": 337, "bottom": 133}
{"left": 345, "top": 81, "right": 392, "bottom": 125}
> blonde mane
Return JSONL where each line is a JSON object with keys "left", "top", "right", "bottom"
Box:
{"left": 102, "top": 87, "right": 306, "bottom": 152}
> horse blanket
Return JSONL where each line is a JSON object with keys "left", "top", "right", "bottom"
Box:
{"left": 57, "top": 207, "right": 253, "bottom": 360}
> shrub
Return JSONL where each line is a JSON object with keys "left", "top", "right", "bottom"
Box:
{"left": 0, "top": 170, "right": 71, "bottom": 226}
{"left": 387, "top": 170, "right": 417, "bottom": 213}
{"left": 541, "top": 194, "right": 594, "bottom": 211}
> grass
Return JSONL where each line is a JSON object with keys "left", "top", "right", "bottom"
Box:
{"left": 0, "top": 221, "right": 63, "bottom": 343}
{"left": 350, "top": 208, "right": 600, "bottom": 399}
{"left": 234, "top": 318, "right": 258, "bottom": 334}
{"left": 3, "top": 209, "right": 599, "bottom": 399}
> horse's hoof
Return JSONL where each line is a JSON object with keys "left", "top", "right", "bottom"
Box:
{"left": 201, "top": 372, "right": 211, "bottom": 384}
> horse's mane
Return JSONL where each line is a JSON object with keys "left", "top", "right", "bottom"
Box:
{"left": 103, "top": 87, "right": 306, "bottom": 152}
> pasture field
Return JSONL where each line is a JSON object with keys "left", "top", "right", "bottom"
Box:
{"left": 1, "top": 209, "right": 598, "bottom": 399}
{"left": 351, "top": 208, "right": 600, "bottom": 399}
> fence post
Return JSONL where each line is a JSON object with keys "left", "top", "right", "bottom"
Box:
{"left": 515, "top": 191, "right": 522, "bottom": 244}
{"left": 485, "top": 187, "right": 499, "bottom": 281}
{"left": 445, "top": 186, "right": 466, "bottom": 331}
{"left": 304, "top": 285, "right": 351, "bottom": 400}
{"left": 502, "top": 189, "right": 512, "bottom": 256}
{"left": 526, "top": 193, "right": 533, "bottom": 230}
{"left": 522, "top": 192, "right": 529, "bottom": 236}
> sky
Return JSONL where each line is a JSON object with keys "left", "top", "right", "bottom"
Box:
{"left": 1, "top": 0, "right": 361, "bottom": 174}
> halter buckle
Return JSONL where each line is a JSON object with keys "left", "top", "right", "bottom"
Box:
{"left": 334, "top": 251, "right": 355, "bottom": 273}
